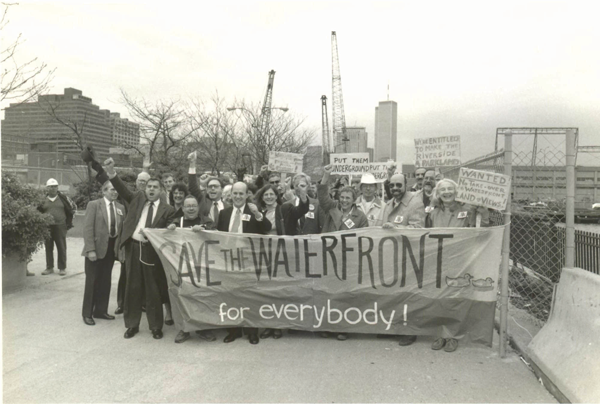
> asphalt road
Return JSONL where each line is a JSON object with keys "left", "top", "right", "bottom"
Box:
{"left": 2, "top": 238, "right": 556, "bottom": 403}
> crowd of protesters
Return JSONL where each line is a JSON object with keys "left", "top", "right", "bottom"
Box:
{"left": 41, "top": 151, "right": 490, "bottom": 353}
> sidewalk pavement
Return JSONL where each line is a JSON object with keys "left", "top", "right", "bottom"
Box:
{"left": 3, "top": 238, "right": 556, "bottom": 403}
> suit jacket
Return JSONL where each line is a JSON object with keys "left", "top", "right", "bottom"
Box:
{"left": 110, "top": 174, "right": 176, "bottom": 250}
{"left": 216, "top": 205, "right": 272, "bottom": 235}
{"left": 81, "top": 198, "right": 125, "bottom": 259}
{"left": 188, "top": 172, "right": 231, "bottom": 219}
{"left": 317, "top": 184, "right": 369, "bottom": 232}
{"left": 379, "top": 191, "right": 425, "bottom": 228}
{"left": 280, "top": 196, "right": 314, "bottom": 235}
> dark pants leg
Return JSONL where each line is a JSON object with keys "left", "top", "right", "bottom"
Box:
{"left": 82, "top": 238, "right": 115, "bottom": 317}
{"left": 45, "top": 228, "right": 55, "bottom": 269}
{"left": 52, "top": 225, "right": 68, "bottom": 270}
{"left": 117, "top": 261, "right": 127, "bottom": 308}
{"left": 124, "top": 242, "right": 163, "bottom": 330}
{"left": 155, "top": 264, "right": 171, "bottom": 305}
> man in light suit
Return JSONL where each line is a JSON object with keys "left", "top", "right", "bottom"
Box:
{"left": 216, "top": 181, "right": 271, "bottom": 345}
{"left": 81, "top": 181, "right": 125, "bottom": 326}
{"left": 104, "top": 158, "right": 176, "bottom": 340}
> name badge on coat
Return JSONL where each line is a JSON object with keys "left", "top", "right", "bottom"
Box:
{"left": 242, "top": 214, "right": 252, "bottom": 221}
{"left": 457, "top": 211, "right": 468, "bottom": 219}
{"left": 116, "top": 208, "right": 123, "bottom": 216}
{"left": 394, "top": 215, "right": 404, "bottom": 224}
{"left": 305, "top": 212, "right": 314, "bottom": 219}
{"left": 309, "top": 204, "right": 315, "bottom": 211}
{"left": 344, "top": 218, "right": 355, "bottom": 228}
{"left": 425, "top": 206, "right": 433, "bottom": 213}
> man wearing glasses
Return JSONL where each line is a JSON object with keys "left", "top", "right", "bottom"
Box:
{"left": 187, "top": 152, "right": 230, "bottom": 224}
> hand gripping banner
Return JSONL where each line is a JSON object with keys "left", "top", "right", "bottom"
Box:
{"left": 145, "top": 226, "right": 505, "bottom": 345}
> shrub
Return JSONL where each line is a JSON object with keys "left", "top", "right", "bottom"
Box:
{"left": 2, "top": 172, "right": 54, "bottom": 262}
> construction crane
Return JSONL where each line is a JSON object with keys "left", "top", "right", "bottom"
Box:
{"left": 331, "top": 31, "right": 348, "bottom": 153}
{"left": 321, "top": 95, "right": 331, "bottom": 164}
{"left": 258, "top": 70, "right": 276, "bottom": 143}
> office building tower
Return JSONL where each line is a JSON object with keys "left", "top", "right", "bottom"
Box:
{"left": 374, "top": 100, "right": 397, "bottom": 162}
{"left": 334, "top": 126, "right": 368, "bottom": 154}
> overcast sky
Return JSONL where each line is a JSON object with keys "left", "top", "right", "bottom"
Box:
{"left": 4, "top": 0, "right": 600, "bottom": 166}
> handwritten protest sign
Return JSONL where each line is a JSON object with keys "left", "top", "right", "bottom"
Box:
{"left": 146, "top": 226, "right": 505, "bottom": 345}
{"left": 331, "top": 153, "right": 369, "bottom": 164}
{"left": 456, "top": 167, "right": 511, "bottom": 210}
{"left": 330, "top": 162, "right": 388, "bottom": 181}
{"left": 268, "top": 151, "right": 303, "bottom": 173}
{"left": 414, "top": 136, "right": 461, "bottom": 168}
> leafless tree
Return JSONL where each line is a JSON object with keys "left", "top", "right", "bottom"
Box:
{"left": 186, "top": 93, "right": 241, "bottom": 176}
{"left": 1, "top": 3, "right": 55, "bottom": 106}
{"left": 231, "top": 101, "right": 317, "bottom": 171}
{"left": 119, "top": 89, "right": 194, "bottom": 174}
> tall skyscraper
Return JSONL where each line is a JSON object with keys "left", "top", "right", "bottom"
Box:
{"left": 373, "top": 100, "right": 397, "bottom": 162}
{"left": 334, "top": 126, "right": 368, "bottom": 154}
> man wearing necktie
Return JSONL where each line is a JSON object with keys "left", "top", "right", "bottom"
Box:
{"left": 187, "top": 151, "right": 230, "bottom": 221}
{"left": 216, "top": 182, "right": 271, "bottom": 344}
{"left": 104, "top": 158, "right": 176, "bottom": 340}
{"left": 81, "top": 181, "right": 125, "bottom": 326}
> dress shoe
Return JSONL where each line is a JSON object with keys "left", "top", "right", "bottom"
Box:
{"left": 26, "top": 270, "right": 35, "bottom": 277}
{"left": 83, "top": 316, "right": 95, "bottom": 326}
{"left": 114, "top": 307, "right": 124, "bottom": 315}
{"left": 336, "top": 333, "right": 348, "bottom": 341}
{"left": 248, "top": 334, "right": 259, "bottom": 345}
{"left": 152, "top": 329, "right": 163, "bottom": 340}
{"left": 58, "top": 269, "right": 66, "bottom": 276}
{"left": 175, "top": 331, "right": 190, "bottom": 343}
{"left": 124, "top": 327, "right": 139, "bottom": 339}
{"left": 398, "top": 335, "right": 417, "bottom": 346}
{"left": 223, "top": 332, "right": 240, "bottom": 343}
{"left": 272, "top": 329, "right": 283, "bottom": 339}
{"left": 444, "top": 338, "right": 458, "bottom": 353}
{"left": 195, "top": 330, "right": 216, "bottom": 342}
{"left": 93, "top": 313, "right": 115, "bottom": 320}
{"left": 260, "top": 329, "right": 274, "bottom": 339}
{"left": 42, "top": 268, "right": 54, "bottom": 275}
{"left": 431, "top": 338, "right": 446, "bottom": 350}
{"left": 165, "top": 319, "right": 174, "bottom": 326}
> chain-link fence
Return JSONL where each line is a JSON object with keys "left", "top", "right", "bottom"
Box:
{"left": 442, "top": 128, "right": 582, "bottom": 331}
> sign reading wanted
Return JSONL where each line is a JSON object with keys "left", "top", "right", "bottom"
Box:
{"left": 268, "top": 151, "right": 304, "bottom": 174}
{"left": 456, "top": 167, "right": 511, "bottom": 210}
{"left": 414, "top": 136, "right": 461, "bottom": 168}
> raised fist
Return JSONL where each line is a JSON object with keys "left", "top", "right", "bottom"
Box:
{"left": 104, "top": 157, "right": 115, "bottom": 168}
{"left": 323, "top": 165, "right": 333, "bottom": 173}
{"left": 187, "top": 151, "right": 197, "bottom": 161}
{"left": 167, "top": 223, "right": 176, "bottom": 230}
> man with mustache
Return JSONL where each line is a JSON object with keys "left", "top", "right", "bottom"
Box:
{"left": 187, "top": 151, "right": 230, "bottom": 224}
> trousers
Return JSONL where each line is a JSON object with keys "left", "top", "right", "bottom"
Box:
{"left": 45, "top": 224, "right": 67, "bottom": 270}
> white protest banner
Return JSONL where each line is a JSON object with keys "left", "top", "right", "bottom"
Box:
{"left": 456, "top": 167, "right": 512, "bottom": 210}
{"left": 268, "top": 151, "right": 304, "bottom": 174}
{"left": 414, "top": 136, "right": 461, "bottom": 168}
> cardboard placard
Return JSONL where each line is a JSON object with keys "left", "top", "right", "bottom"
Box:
{"left": 268, "top": 151, "right": 304, "bottom": 174}
{"left": 456, "top": 167, "right": 511, "bottom": 210}
{"left": 414, "top": 136, "right": 461, "bottom": 168}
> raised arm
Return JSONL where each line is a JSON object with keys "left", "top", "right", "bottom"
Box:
{"left": 186, "top": 151, "right": 206, "bottom": 204}
{"left": 104, "top": 158, "right": 135, "bottom": 204}
{"left": 317, "top": 165, "right": 337, "bottom": 214}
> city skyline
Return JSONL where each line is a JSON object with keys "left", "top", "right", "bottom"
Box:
{"left": 3, "top": 1, "right": 600, "bottom": 167}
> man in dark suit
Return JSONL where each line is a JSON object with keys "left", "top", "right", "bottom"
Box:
{"left": 187, "top": 151, "right": 230, "bottom": 222}
{"left": 162, "top": 173, "right": 175, "bottom": 206}
{"left": 81, "top": 181, "right": 125, "bottom": 326}
{"left": 216, "top": 181, "right": 271, "bottom": 345}
{"left": 104, "top": 158, "right": 176, "bottom": 340}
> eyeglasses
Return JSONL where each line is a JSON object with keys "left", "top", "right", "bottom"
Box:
{"left": 207, "top": 184, "right": 221, "bottom": 189}
{"left": 389, "top": 183, "right": 404, "bottom": 188}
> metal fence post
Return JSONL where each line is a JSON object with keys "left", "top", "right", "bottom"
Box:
{"left": 500, "top": 130, "right": 512, "bottom": 358}
{"left": 565, "top": 129, "right": 576, "bottom": 268}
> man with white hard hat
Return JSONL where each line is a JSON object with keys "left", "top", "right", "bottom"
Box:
{"left": 40, "top": 178, "right": 75, "bottom": 276}
{"left": 355, "top": 173, "right": 384, "bottom": 227}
